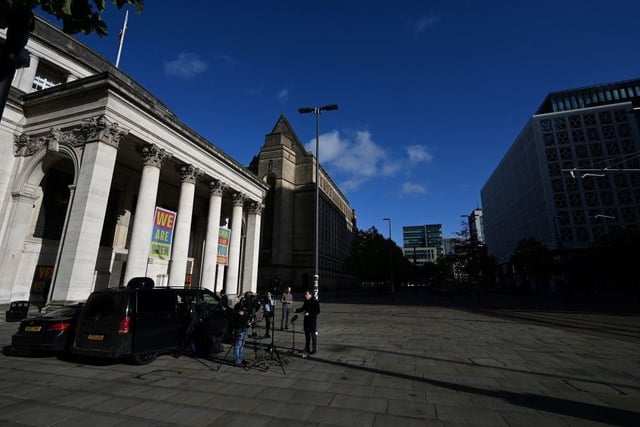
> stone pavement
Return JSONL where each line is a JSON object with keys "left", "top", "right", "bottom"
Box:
{"left": 0, "top": 291, "right": 639, "bottom": 426}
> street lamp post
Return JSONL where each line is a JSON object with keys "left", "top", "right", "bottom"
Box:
{"left": 382, "top": 217, "right": 394, "bottom": 296}
{"left": 298, "top": 104, "right": 338, "bottom": 300}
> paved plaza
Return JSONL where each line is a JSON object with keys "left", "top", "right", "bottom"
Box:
{"left": 0, "top": 290, "right": 639, "bottom": 426}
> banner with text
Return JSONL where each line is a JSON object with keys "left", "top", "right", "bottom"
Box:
{"left": 217, "top": 227, "right": 231, "bottom": 265}
{"left": 150, "top": 207, "right": 176, "bottom": 258}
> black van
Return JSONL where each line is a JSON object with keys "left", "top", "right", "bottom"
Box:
{"left": 72, "top": 277, "right": 222, "bottom": 364}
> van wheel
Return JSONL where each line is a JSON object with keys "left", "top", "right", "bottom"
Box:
{"left": 131, "top": 352, "right": 158, "bottom": 365}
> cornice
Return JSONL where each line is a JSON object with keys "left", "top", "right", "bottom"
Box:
{"left": 20, "top": 72, "right": 266, "bottom": 191}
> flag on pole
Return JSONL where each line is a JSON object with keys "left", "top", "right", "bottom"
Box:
{"left": 115, "top": 10, "right": 129, "bottom": 68}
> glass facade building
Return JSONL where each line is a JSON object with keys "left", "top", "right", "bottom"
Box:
{"left": 402, "top": 224, "right": 444, "bottom": 266}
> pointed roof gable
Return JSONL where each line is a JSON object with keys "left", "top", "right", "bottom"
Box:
{"left": 265, "top": 114, "right": 310, "bottom": 157}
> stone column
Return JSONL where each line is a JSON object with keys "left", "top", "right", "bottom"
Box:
{"left": 0, "top": 192, "right": 38, "bottom": 300}
{"left": 241, "top": 200, "right": 263, "bottom": 295}
{"left": 201, "top": 180, "right": 226, "bottom": 290}
{"left": 225, "top": 192, "right": 245, "bottom": 298}
{"left": 215, "top": 264, "right": 225, "bottom": 293}
{"left": 168, "top": 164, "right": 201, "bottom": 287}
{"left": 123, "top": 144, "right": 170, "bottom": 284}
{"left": 53, "top": 117, "right": 127, "bottom": 302}
{"left": 16, "top": 54, "right": 39, "bottom": 92}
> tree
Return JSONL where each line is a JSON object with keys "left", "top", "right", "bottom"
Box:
{"left": 511, "top": 238, "right": 553, "bottom": 292}
{"left": 1, "top": 0, "right": 144, "bottom": 117}
{"left": 1, "top": 0, "right": 144, "bottom": 36}
{"left": 344, "top": 226, "right": 388, "bottom": 281}
{"left": 344, "top": 226, "right": 413, "bottom": 285}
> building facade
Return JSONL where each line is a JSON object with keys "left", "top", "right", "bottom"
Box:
{"left": 0, "top": 17, "right": 267, "bottom": 305}
{"left": 249, "top": 115, "right": 356, "bottom": 292}
{"left": 402, "top": 224, "right": 444, "bottom": 266}
{"left": 481, "top": 78, "right": 640, "bottom": 264}
{"left": 467, "top": 208, "right": 485, "bottom": 244}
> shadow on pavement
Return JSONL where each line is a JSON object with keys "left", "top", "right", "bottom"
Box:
{"left": 309, "top": 354, "right": 639, "bottom": 426}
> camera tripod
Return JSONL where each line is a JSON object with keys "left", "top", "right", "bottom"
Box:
{"left": 234, "top": 312, "right": 268, "bottom": 372}
{"left": 287, "top": 315, "right": 308, "bottom": 358}
{"left": 262, "top": 312, "right": 287, "bottom": 374}
{"left": 216, "top": 313, "right": 268, "bottom": 372}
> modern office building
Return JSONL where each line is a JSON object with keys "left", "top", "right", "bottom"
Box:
{"left": 443, "top": 238, "right": 459, "bottom": 255}
{"left": 481, "top": 78, "right": 640, "bottom": 264}
{"left": 249, "top": 115, "right": 357, "bottom": 292}
{"left": 467, "top": 208, "right": 485, "bottom": 244}
{"left": 402, "top": 224, "right": 444, "bottom": 266}
{"left": 0, "top": 17, "right": 267, "bottom": 305}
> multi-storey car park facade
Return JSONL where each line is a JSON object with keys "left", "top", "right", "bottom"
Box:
{"left": 481, "top": 78, "right": 640, "bottom": 265}
{"left": 0, "top": 17, "right": 267, "bottom": 306}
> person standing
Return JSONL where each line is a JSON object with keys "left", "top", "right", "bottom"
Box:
{"left": 280, "top": 286, "right": 293, "bottom": 330}
{"left": 231, "top": 294, "right": 250, "bottom": 366}
{"left": 262, "top": 291, "right": 276, "bottom": 338}
{"left": 219, "top": 289, "right": 229, "bottom": 310}
{"left": 295, "top": 290, "right": 320, "bottom": 355}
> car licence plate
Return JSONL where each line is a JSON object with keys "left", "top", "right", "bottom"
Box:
{"left": 25, "top": 326, "right": 41, "bottom": 332}
{"left": 88, "top": 334, "right": 104, "bottom": 341}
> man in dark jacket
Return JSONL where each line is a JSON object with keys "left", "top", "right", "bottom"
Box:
{"left": 295, "top": 290, "right": 320, "bottom": 354}
{"left": 231, "top": 293, "right": 252, "bottom": 366}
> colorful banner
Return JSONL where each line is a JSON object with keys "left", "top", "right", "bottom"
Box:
{"left": 150, "top": 207, "right": 176, "bottom": 258}
{"left": 217, "top": 227, "right": 231, "bottom": 265}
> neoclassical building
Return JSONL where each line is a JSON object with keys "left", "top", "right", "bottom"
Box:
{"left": 0, "top": 17, "right": 267, "bottom": 305}
{"left": 249, "top": 115, "right": 357, "bottom": 292}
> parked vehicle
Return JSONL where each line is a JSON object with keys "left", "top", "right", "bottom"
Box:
{"left": 72, "top": 277, "right": 223, "bottom": 365}
{"left": 11, "top": 303, "right": 84, "bottom": 354}
{"left": 5, "top": 300, "right": 30, "bottom": 322}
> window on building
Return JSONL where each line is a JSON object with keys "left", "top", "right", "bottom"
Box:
{"left": 32, "top": 61, "right": 66, "bottom": 91}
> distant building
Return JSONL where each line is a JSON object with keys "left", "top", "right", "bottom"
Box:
{"left": 481, "top": 78, "right": 640, "bottom": 264}
{"left": 402, "top": 224, "right": 444, "bottom": 265}
{"left": 467, "top": 208, "right": 485, "bottom": 244}
{"left": 249, "top": 115, "right": 356, "bottom": 292}
{"left": 443, "top": 238, "right": 459, "bottom": 255}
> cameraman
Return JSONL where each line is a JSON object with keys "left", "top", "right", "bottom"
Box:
{"left": 231, "top": 291, "right": 253, "bottom": 367}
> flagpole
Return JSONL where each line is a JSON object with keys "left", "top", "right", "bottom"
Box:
{"left": 115, "top": 10, "right": 129, "bottom": 68}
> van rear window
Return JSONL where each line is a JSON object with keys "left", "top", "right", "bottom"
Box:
{"left": 84, "top": 293, "right": 127, "bottom": 318}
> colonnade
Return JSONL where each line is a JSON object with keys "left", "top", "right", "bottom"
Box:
{"left": 11, "top": 119, "right": 263, "bottom": 303}
{"left": 120, "top": 143, "right": 264, "bottom": 298}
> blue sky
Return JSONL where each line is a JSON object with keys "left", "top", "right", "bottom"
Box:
{"left": 48, "top": 1, "right": 640, "bottom": 241}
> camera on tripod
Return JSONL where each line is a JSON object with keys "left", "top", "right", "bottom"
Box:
{"left": 238, "top": 292, "right": 264, "bottom": 327}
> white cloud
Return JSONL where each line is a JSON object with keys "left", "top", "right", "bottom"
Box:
{"left": 304, "top": 130, "right": 396, "bottom": 191}
{"left": 277, "top": 88, "right": 289, "bottom": 101}
{"left": 164, "top": 53, "right": 208, "bottom": 78}
{"left": 408, "top": 13, "right": 441, "bottom": 36}
{"left": 401, "top": 181, "right": 427, "bottom": 195}
{"left": 216, "top": 54, "right": 235, "bottom": 65}
{"left": 406, "top": 145, "right": 434, "bottom": 164}
{"left": 303, "top": 131, "right": 434, "bottom": 192}
{"left": 311, "top": 130, "right": 347, "bottom": 162}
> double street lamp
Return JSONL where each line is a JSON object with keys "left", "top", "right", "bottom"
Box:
{"left": 298, "top": 104, "right": 339, "bottom": 300}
